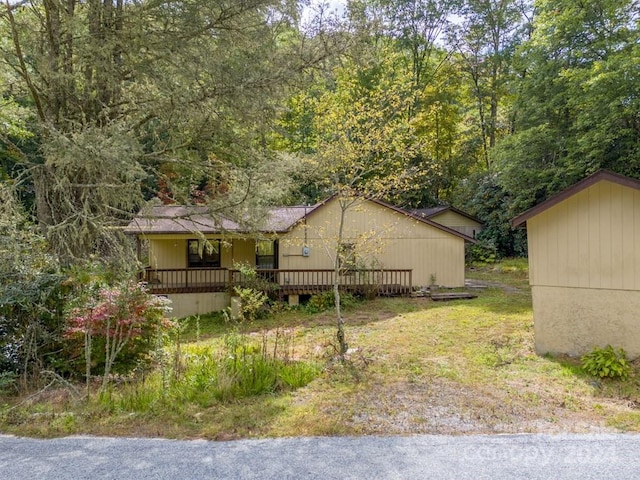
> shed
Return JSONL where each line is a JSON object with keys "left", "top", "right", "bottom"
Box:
{"left": 512, "top": 170, "right": 640, "bottom": 357}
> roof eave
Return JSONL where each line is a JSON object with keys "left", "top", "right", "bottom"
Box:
{"left": 511, "top": 169, "right": 640, "bottom": 228}
{"left": 369, "top": 198, "right": 477, "bottom": 244}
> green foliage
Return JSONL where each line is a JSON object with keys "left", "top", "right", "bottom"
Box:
{"left": 278, "top": 361, "right": 322, "bottom": 389}
{"left": 305, "top": 291, "right": 358, "bottom": 314}
{"left": 454, "top": 171, "right": 527, "bottom": 257}
{"left": 581, "top": 345, "right": 631, "bottom": 380}
{"left": 0, "top": 371, "right": 18, "bottom": 395}
{"left": 163, "top": 329, "right": 321, "bottom": 406}
{"left": 0, "top": 184, "right": 67, "bottom": 383}
{"left": 495, "top": 0, "right": 640, "bottom": 216}
{"left": 232, "top": 287, "right": 270, "bottom": 323}
{"left": 230, "top": 263, "right": 270, "bottom": 322}
{"left": 466, "top": 239, "right": 497, "bottom": 265}
{"left": 2, "top": 0, "right": 321, "bottom": 264}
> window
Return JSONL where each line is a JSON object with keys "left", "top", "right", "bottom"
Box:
{"left": 256, "top": 240, "right": 278, "bottom": 269}
{"left": 188, "top": 239, "right": 221, "bottom": 267}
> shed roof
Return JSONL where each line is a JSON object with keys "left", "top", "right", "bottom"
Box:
{"left": 511, "top": 170, "right": 640, "bottom": 228}
{"left": 411, "top": 205, "right": 483, "bottom": 225}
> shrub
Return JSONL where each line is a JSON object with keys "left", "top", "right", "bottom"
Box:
{"left": 305, "top": 291, "right": 358, "bottom": 314}
{"left": 231, "top": 286, "right": 269, "bottom": 322}
{"left": 581, "top": 345, "right": 631, "bottom": 380}
{"left": 65, "top": 280, "right": 175, "bottom": 392}
{"left": 466, "top": 239, "right": 497, "bottom": 265}
{"left": 0, "top": 186, "right": 68, "bottom": 385}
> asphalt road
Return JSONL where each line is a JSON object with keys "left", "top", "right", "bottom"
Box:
{"left": 1, "top": 433, "right": 639, "bottom": 479}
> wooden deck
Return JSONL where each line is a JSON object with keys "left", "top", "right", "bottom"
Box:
{"left": 141, "top": 268, "right": 412, "bottom": 297}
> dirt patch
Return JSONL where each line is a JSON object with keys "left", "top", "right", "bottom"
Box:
{"left": 343, "top": 379, "right": 615, "bottom": 435}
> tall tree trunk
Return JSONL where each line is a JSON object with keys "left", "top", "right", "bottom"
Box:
{"left": 333, "top": 197, "right": 348, "bottom": 358}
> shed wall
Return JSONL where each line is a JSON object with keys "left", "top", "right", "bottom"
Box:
{"left": 527, "top": 180, "right": 640, "bottom": 290}
{"left": 166, "top": 292, "right": 230, "bottom": 318}
{"left": 429, "top": 211, "right": 482, "bottom": 238}
{"left": 532, "top": 286, "right": 640, "bottom": 358}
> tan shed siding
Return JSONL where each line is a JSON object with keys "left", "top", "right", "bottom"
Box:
{"left": 622, "top": 186, "right": 636, "bottom": 290}
{"left": 532, "top": 285, "right": 640, "bottom": 358}
{"left": 429, "top": 211, "right": 482, "bottom": 239}
{"left": 576, "top": 193, "right": 590, "bottom": 288}
{"left": 168, "top": 292, "right": 230, "bottom": 318}
{"left": 280, "top": 197, "right": 465, "bottom": 287}
{"left": 232, "top": 239, "right": 256, "bottom": 266}
{"left": 527, "top": 180, "right": 640, "bottom": 290}
{"left": 430, "top": 211, "right": 482, "bottom": 228}
{"left": 635, "top": 189, "right": 640, "bottom": 288}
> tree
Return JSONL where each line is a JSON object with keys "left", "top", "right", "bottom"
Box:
{"left": 452, "top": 0, "right": 531, "bottom": 169}
{"left": 0, "top": 0, "right": 329, "bottom": 265}
{"left": 306, "top": 52, "right": 421, "bottom": 356}
{"left": 494, "top": 0, "right": 640, "bottom": 213}
{"left": 0, "top": 182, "right": 66, "bottom": 386}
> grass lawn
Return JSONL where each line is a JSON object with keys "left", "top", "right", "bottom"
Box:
{"left": 2, "top": 259, "right": 640, "bottom": 439}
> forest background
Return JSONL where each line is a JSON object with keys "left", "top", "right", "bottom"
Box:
{"left": 1, "top": 0, "right": 638, "bottom": 260}
{"left": 0, "top": 0, "right": 639, "bottom": 383}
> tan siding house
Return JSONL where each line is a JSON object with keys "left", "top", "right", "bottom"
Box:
{"left": 512, "top": 170, "right": 640, "bottom": 358}
{"left": 281, "top": 197, "right": 469, "bottom": 288}
{"left": 127, "top": 196, "right": 474, "bottom": 317}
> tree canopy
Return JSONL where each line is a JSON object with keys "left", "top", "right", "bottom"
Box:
{"left": 1, "top": 0, "right": 639, "bottom": 261}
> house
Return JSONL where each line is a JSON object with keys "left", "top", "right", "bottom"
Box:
{"left": 512, "top": 170, "right": 640, "bottom": 358}
{"left": 411, "top": 206, "right": 483, "bottom": 238}
{"left": 126, "top": 196, "right": 475, "bottom": 318}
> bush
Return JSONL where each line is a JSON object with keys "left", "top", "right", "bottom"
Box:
{"left": 305, "top": 291, "right": 358, "bottom": 314}
{"left": 466, "top": 239, "right": 497, "bottom": 265}
{"left": 168, "top": 330, "right": 321, "bottom": 405}
{"left": 231, "top": 286, "right": 269, "bottom": 322}
{"left": 0, "top": 186, "right": 68, "bottom": 384}
{"left": 581, "top": 345, "right": 631, "bottom": 380}
{"left": 64, "top": 280, "right": 175, "bottom": 391}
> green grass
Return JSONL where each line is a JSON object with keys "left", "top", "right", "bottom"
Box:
{"left": 3, "top": 260, "right": 640, "bottom": 438}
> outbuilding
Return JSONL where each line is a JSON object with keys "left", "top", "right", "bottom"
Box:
{"left": 512, "top": 170, "right": 640, "bottom": 357}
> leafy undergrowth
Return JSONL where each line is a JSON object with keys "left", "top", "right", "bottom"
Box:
{"left": 3, "top": 263, "right": 640, "bottom": 438}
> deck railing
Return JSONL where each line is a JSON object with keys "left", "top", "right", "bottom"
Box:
{"left": 141, "top": 268, "right": 412, "bottom": 297}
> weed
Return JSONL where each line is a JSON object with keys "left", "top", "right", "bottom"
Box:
{"left": 581, "top": 345, "right": 631, "bottom": 380}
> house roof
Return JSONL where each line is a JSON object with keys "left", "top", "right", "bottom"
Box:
{"left": 511, "top": 169, "right": 640, "bottom": 228}
{"left": 410, "top": 205, "right": 483, "bottom": 225}
{"left": 124, "top": 204, "right": 320, "bottom": 235}
{"left": 369, "top": 198, "right": 477, "bottom": 243}
{"left": 125, "top": 196, "right": 476, "bottom": 243}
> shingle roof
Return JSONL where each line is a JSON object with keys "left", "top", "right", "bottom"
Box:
{"left": 511, "top": 169, "right": 640, "bottom": 228}
{"left": 410, "top": 206, "right": 449, "bottom": 218}
{"left": 125, "top": 197, "right": 477, "bottom": 243}
{"left": 125, "top": 204, "right": 318, "bottom": 235}
{"left": 411, "top": 206, "right": 483, "bottom": 225}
